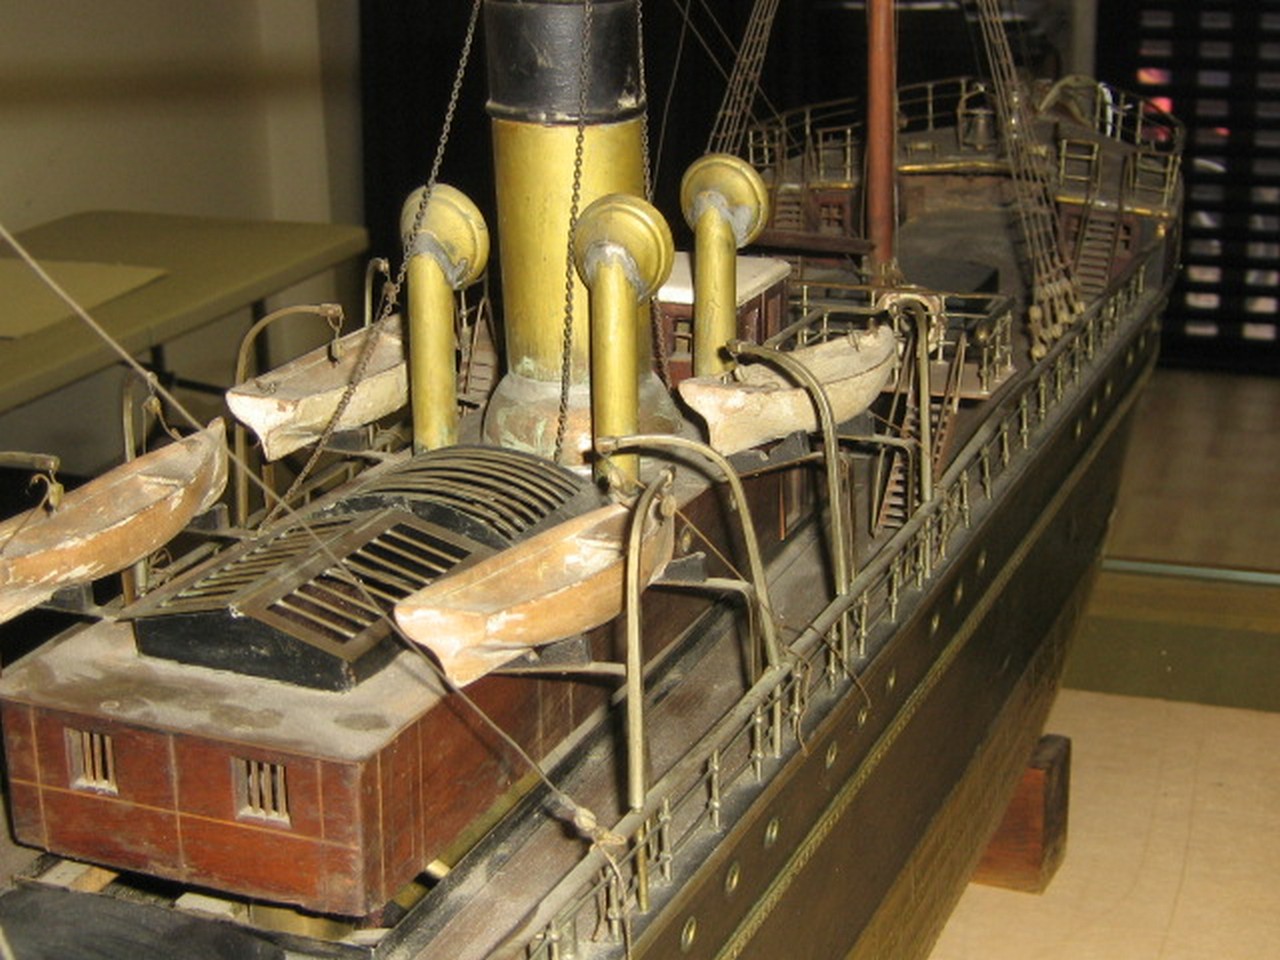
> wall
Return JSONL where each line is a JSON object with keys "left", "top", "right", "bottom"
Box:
{"left": 0, "top": 0, "right": 363, "bottom": 473}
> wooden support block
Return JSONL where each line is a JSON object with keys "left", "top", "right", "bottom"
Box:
{"left": 973, "top": 733, "right": 1071, "bottom": 893}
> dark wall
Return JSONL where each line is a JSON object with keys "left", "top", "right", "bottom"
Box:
{"left": 359, "top": 1, "right": 818, "bottom": 263}
{"left": 357, "top": 2, "right": 1061, "bottom": 266}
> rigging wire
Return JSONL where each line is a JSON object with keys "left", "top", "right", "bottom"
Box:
{"left": 0, "top": 0, "right": 614, "bottom": 849}
{"left": 659, "top": 0, "right": 735, "bottom": 89}
{"left": 0, "top": 216, "right": 600, "bottom": 822}
{"left": 692, "top": 0, "right": 782, "bottom": 126}
{"left": 652, "top": 0, "right": 693, "bottom": 191}
{"left": 266, "top": 0, "right": 483, "bottom": 523}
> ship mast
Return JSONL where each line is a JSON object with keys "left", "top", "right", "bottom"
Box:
{"left": 866, "top": 0, "right": 899, "bottom": 281}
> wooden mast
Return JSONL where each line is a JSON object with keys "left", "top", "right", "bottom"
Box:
{"left": 866, "top": 0, "right": 897, "bottom": 280}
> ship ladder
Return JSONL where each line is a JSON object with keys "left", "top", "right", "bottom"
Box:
{"left": 872, "top": 326, "right": 965, "bottom": 535}
{"left": 457, "top": 290, "right": 500, "bottom": 410}
{"left": 1058, "top": 138, "right": 1101, "bottom": 196}
{"left": 771, "top": 185, "right": 807, "bottom": 232}
{"left": 1072, "top": 204, "right": 1122, "bottom": 301}
{"left": 972, "top": 0, "right": 1083, "bottom": 355}
{"left": 1127, "top": 148, "right": 1181, "bottom": 211}
{"left": 872, "top": 356, "right": 919, "bottom": 535}
{"left": 930, "top": 332, "right": 967, "bottom": 471}
{"left": 707, "top": 0, "right": 782, "bottom": 157}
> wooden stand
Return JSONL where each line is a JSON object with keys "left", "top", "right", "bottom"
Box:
{"left": 973, "top": 734, "right": 1071, "bottom": 892}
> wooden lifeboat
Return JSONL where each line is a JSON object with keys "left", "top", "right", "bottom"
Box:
{"left": 226, "top": 317, "right": 407, "bottom": 461}
{"left": 394, "top": 498, "right": 675, "bottom": 686}
{"left": 0, "top": 419, "right": 227, "bottom": 623}
{"left": 677, "top": 324, "right": 899, "bottom": 455}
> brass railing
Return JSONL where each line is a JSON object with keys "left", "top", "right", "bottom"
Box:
{"left": 519, "top": 244, "right": 1161, "bottom": 959}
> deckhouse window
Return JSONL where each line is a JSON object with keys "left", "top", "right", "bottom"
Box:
{"left": 235, "top": 758, "right": 291, "bottom": 825}
{"left": 66, "top": 728, "right": 117, "bottom": 794}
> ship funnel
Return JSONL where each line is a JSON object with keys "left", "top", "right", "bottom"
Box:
{"left": 680, "top": 154, "right": 770, "bottom": 377}
{"left": 573, "top": 194, "right": 675, "bottom": 486}
{"left": 400, "top": 184, "right": 489, "bottom": 452}
{"left": 481, "top": 0, "right": 680, "bottom": 467}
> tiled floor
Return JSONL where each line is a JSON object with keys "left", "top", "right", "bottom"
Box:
{"left": 932, "top": 367, "right": 1280, "bottom": 959}
{"left": 1106, "top": 368, "right": 1280, "bottom": 573}
{"left": 931, "top": 689, "right": 1280, "bottom": 960}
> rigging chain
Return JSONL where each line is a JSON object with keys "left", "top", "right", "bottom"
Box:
{"left": 267, "top": 0, "right": 483, "bottom": 522}
{"left": 553, "top": 0, "right": 595, "bottom": 463}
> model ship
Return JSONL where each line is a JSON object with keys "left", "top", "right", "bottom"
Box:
{"left": 0, "top": 1, "right": 1182, "bottom": 957}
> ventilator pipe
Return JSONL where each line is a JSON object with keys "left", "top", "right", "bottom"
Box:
{"left": 680, "top": 154, "right": 770, "bottom": 377}
{"left": 400, "top": 184, "right": 489, "bottom": 453}
{"left": 573, "top": 194, "right": 675, "bottom": 487}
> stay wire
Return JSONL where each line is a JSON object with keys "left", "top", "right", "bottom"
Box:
{"left": 267, "top": 0, "right": 483, "bottom": 524}
{"left": 1, "top": 214, "right": 603, "bottom": 855}
{"left": 0, "top": 4, "right": 603, "bottom": 837}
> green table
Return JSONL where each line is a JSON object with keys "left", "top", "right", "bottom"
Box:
{"left": 0, "top": 211, "right": 368, "bottom": 413}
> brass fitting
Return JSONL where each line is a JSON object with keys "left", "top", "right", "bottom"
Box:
{"left": 573, "top": 194, "right": 675, "bottom": 486}
{"left": 400, "top": 184, "right": 489, "bottom": 452}
{"left": 680, "top": 154, "right": 770, "bottom": 377}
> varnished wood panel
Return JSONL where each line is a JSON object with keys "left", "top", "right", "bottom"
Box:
{"left": 6, "top": 780, "right": 45, "bottom": 847}
{"left": 42, "top": 790, "right": 178, "bottom": 874}
{"left": 0, "top": 701, "right": 37, "bottom": 784}
{"left": 379, "top": 722, "right": 422, "bottom": 889}
{"left": 537, "top": 678, "right": 574, "bottom": 760}
{"left": 419, "top": 675, "right": 532, "bottom": 860}
{"left": 358, "top": 759, "right": 384, "bottom": 905}
{"left": 178, "top": 815, "right": 344, "bottom": 912}
{"left": 31, "top": 709, "right": 73, "bottom": 789}
{"left": 319, "top": 759, "right": 362, "bottom": 847}
{"left": 106, "top": 725, "right": 175, "bottom": 810}
{"left": 31, "top": 709, "right": 175, "bottom": 809}
{"left": 173, "top": 738, "right": 323, "bottom": 840}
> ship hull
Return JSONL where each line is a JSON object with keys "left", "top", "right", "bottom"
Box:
{"left": 375, "top": 279, "right": 1166, "bottom": 959}
{"left": 646, "top": 339, "right": 1150, "bottom": 960}
{"left": 0, "top": 298, "right": 1159, "bottom": 960}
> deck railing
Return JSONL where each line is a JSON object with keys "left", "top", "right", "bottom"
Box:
{"left": 746, "top": 77, "right": 1182, "bottom": 197}
{"left": 519, "top": 242, "right": 1160, "bottom": 960}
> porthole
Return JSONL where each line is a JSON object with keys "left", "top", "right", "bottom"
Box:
{"left": 764, "top": 817, "right": 781, "bottom": 848}
{"left": 724, "top": 862, "right": 741, "bottom": 895}
{"left": 681, "top": 916, "right": 698, "bottom": 952}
